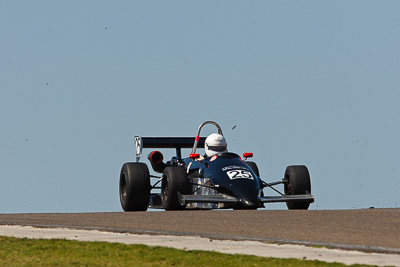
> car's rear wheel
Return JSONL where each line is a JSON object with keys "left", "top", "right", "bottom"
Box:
{"left": 161, "top": 166, "right": 190, "bottom": 211}
{"left": 284, "top": 165, "right": 311, "bottom": 210}
{"left": 246, "top": 161, "right": 264, "bottom": 202}
{"left": 246, "top": 161, "right": 260, "bottom": 177}
{"left": 119, "top": 162, "right": 150, "bottom": 211}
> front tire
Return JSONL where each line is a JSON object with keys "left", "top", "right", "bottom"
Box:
{"left": 284, "top": 165, "right": 311, "bottom": 210}
{"left": 119, "top": 162, "right": 150, "bottom": 211}
{"left": 161, "top": 166, "right": 190, "bottom": 211}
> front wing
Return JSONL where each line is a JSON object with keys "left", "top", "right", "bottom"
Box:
{"left": 259, "top": 194, "right": 314, "bottom": 203}
{"left": 178, "top": 192, "right": 238, "bottom": 205}
{"left": 178, "top": 192, "right": 314, "bottom": 206}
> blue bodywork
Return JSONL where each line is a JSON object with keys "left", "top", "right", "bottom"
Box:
{"left": 182, "top": 153, "right": 262, "bottom": 209}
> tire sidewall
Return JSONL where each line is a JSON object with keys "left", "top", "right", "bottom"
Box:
{"left": 245, "top": 161, "right": 260, "bottom": 177}
{"left": 161, "top": 166, "right": 189, "bottom": 210}
{"left": 120, "top": 162, "right": 150, "bottom": 211}
{"left": 284, "top": 165, "right": 311, "bottom": 210}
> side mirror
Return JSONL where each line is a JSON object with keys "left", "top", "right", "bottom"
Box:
{"left": 243, "top": 152, "right": 253, "bottom": 159}
{"left": 190, "top": 153, "right": 200, "bottom": 159}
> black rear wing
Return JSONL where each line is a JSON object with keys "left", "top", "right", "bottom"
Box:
{"left": 135, "top": 136, "right": 206, "bottom": 162}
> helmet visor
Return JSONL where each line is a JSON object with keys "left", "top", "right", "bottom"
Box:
{"left": 208, "top": 145, "right": 227, "bottom": 153}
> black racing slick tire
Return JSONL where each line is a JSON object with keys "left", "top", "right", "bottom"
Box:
{"left": 161, "top": 166, "right": 190, "bottom": 211}
{"left": 119, "top": 162, "right": 150, "bottom": 211}
{"left": 246, "top": 161, "right": 260, "bottom": 177}
{"left": 284, "top": 165, "right": 311, "bottom": 210}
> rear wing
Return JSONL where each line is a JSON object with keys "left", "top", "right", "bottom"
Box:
{"left": 135, "top": 136, "right": 206, "bottom": 162}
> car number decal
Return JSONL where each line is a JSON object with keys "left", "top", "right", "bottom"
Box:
{"left": 226, "top": 170, "right": 254, "bottom": 180}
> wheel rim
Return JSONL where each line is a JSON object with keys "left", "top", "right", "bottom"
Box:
{"left": 120, "top": 174, "right": 127, "bottom": 201}
{"left": 284, "top": 173, "right": 292, "bottom": 195}
{"left": 162, "top": 179, "right": 169, "bottom": 204}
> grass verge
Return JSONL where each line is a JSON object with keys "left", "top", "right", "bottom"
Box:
{"left": 0, "top": 236, "right": 369, "bottom": 266}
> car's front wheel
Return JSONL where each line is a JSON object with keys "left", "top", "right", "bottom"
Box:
{"left": 284, "top": 165, "right": 311, "bottom": 210}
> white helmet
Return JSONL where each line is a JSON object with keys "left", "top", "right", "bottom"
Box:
{"left": 205, "top": 133, "right": 227, "bottom": 157}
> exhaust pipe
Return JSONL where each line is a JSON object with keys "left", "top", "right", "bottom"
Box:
{"left": 147, "top": 151, "right": 166, "bottom": 173}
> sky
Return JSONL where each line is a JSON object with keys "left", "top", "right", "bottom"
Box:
{"left": 1, "top": 1, "right": 399, "bottom": 213}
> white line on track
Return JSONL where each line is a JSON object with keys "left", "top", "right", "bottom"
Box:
{"left": 1, "top": 225, "right": 399, "bottom": 266}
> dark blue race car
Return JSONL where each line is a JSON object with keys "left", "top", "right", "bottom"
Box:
{"left": 119, "top": 121, "right": 314, "bottom": 211}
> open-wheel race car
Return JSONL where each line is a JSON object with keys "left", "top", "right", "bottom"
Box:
{"left": 119, "top": 121, "right": 314, "bottom": 211}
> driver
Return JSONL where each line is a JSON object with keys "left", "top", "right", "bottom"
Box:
{"left": 205, "top": 133, "right": 228, "bottom": 157}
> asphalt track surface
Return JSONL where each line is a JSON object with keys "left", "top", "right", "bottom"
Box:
{"left": 1, "top": 208, "right": 400, "bottom": 254}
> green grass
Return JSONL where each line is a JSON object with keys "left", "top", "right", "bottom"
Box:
{"left": 0, "top": 236, "right": 371, "bottom": 266}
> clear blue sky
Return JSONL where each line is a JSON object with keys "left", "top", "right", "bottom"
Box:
{"left": 1, "top": 1, "right": 399, "bottom": 213}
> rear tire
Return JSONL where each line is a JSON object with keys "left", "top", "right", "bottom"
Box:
{"left": 161, "top": 166, "right": 190, "bottom": 211}
{"left": 119, "top": 162, "right": 150, "bottom": 211}
{"left": 246, "top": 161, "right": 260, "bottom": 177}
{"left": 246, "top": 161, "right": 264, "bottom": 201}
{"left": 284, "top": 165, "right": 311, "bottom": 210}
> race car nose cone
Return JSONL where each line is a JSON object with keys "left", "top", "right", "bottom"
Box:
{"left": 239, "top": 199, "right": 247, "bottom": 205}
{"left": 238, "top": 197, "right": 258, "bottom": 208}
